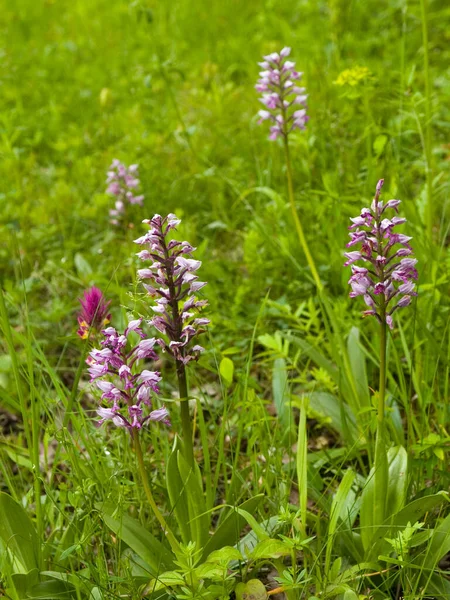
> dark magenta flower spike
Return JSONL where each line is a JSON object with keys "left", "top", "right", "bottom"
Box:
{"left": 77, "top": 286, "right": 111, "bottom": 340}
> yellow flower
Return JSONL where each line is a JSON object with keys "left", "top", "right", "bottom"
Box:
{"left": 334, "top": 66, "right": 372, "bottom": 87}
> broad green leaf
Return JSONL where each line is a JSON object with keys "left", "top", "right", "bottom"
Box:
{"left": 89, "top": 588, "right": 104, "bottom": 600}
{"left": 201, "top": 495, "right": 264, "bottom": 558}
{"left": 166, "top": 438, "right": 191, "bottom": 544}
{"left": 272, "top": 357, "right": 292, "bottom": 432}
{"left": 257, "top": 333, "right": 283, "bottom": 353}
{"left": 153, "top": 571, "right": 185, "bottom": 586}
{"left": 176, "top": 452, "right": 209, "bottom": 550}
{"left": 385, "top": 446, "right": 408, "bottom": 521}
{"left": 307, "top": 392, "right": 358, "bottom": 440}
{"left": 421, "top": 511, "right": 450, "bottom": 571}
{"left": 219, "top": 357, "right": 234, "bottom": 387}
{"left": 373, "top": 134, "right": 388, "bottom": 157}
{"left": 10, "top": 569, "right": 39, "bottom": 598}
{"left": 422, "top": 572, "right": 450, "bottom": 598}
{"left": 74, "top": 252, "right": 93, "bottom": 277}
{"left": 359, "top": 465, "right": 375, "bottom": 553}
{"left": 325, "top": 469, "right": 355, "bottom": 574}
{"left": 0, "top": 492, "right": 40, "bottom": 572}
{"left": 194, "top": 563, "right": 224, "bottom": 579}
{"left": 250, "top": 538, "right": 291, "bottom": 559}
{"left": 27, "top": 580, "right": 77, "bottom": 599}
{"left": 205, "top": 546, "right": 243, "bottom": 564}
{"left": 95, "top": 503, "right": 173, "bottom": 575}
{"left": 360, "top": 445, "right": 407, "bottom": 554}
{"left": 237, "top": 579, "right": 267, "bottom": 600}
{"left": 392, "top": 492, "right": 448, "bottom": 528}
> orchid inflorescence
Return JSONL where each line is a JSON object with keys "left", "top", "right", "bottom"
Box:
{"left": 344, "top": 179, "right": 417, "bottom": 329}
{"left": 87, "top": 213, "right": 209, "bottom": 431}
{"left": 256, "top": 47, "right": 309, "bottom": 141}
{"left": 135, "top": 213, "right": 210, "bottom": 366}
{"left": 89, "top": 319, "right": 170, "bottom": 431}
{"left": 106, "top": 159, "right": 144, "bottom": 225}
{"left": 77, "top": 287, "right": 111, "bottom": 340}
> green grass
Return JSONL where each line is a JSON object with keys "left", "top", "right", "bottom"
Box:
{"left": 1, "top": 0, "right": 450, "bottom": 598}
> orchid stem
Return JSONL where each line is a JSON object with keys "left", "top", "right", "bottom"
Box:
{"left": 374, "top": 305, "right": 388, "bottom": 525}
{"left": 283, "top": 137, "right": 322, "bottom": 291}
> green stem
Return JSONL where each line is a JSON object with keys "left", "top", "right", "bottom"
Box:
{"left": 420, "top": 0, "right": 434, "bottom": 239}
{"left": 283, "top": 137, "right": 323, "bottom": 291}
{"left": 132, "top": 429, "right": 180, "bottom": 552}
{"left": 374, "top": 307, "right": 388, "bottom": 525}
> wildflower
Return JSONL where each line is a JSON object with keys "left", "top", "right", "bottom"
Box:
{"left": 77, "top": 287, "right": 111, "bottom": 339}
{"left": 344, "top": 180, "right": 417, "bottom": 329}
{"left": 255, "top": 47, "right": 309, "bottom": 141}
{"left": 89, "top": 320, "right": 170, "bottom": 430}
{"left": 106, "top": 159, "right": 144, "bottom": 225}
{"left": 334, "top": 66, "right": 372, "bottom": 87}
{"left": 135, "top": 214, "right": 209, "bottom": 365}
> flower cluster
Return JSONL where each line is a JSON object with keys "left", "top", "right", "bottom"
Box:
{"left": 344, "top": 180, "right": 417, "bottom": 329}
{"left": 77, "top": 287, "right": 111, "bottom": 339}
{"left": 255, "top": 47, "right": 309, "bottom": 141}
{"left": 135, "top": 214, "right": 209, "bottom": 365}
{"left": 89, "top": 319, "right": 170, "bottom": 430}
{"left": 106, "top": 159, "right": 144, "bottom": 225}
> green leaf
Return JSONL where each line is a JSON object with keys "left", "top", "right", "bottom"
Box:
{"left": 0, "top": 492, "right": 40, "bottom": 572}
{"left": 325, "top": 469, "right": 355, "bottom": 574}
{"left": 194, "top": 563, "right": 224, "bottom": 579}
{"left": 95, "top": 503, "right": 173, "bottom": 575}
{"left": 250, "top": 538, "right": 291, "bottom": 559}
{"left": 219, "top": 357, "right": 234, "bottom": 387}
{"left": 201, "top": 495, "right": 264, "bottom": 559}
{"left": 307, "top": 392, "right": 358, "bottom": 440}
{"left": 176, "top": 452, "right": 209, "bottom": 549}
{"left": 10, "top": 569, "right": 39, "bottom": 598}
{"left": 360, "top": 445, "right": 407, "bottom": 554}
{"left": 205, "top": 546, "right": 243, "bottom": 564}
{"left": 373, "top": 134, "right": 388, "bottom": 157}
{"left": 392, "top": 492, "right": 448, "bottom": 528}
{"left": 232, "top": 508, "right": 270, "bottom": 543}
{"left": 359, "top": 465, "right": 375, "bottom": 553}
{"left": 166, "top": 438, "right": 191, "bottom": 544}
{"left": 74, "top": 253, "right": 93, "bottom": 278}
{"left": 385, "top": 446, "right": 408, "bottom": 520}
{"left": 27, "top": 580, "right": 77, "bottom": 599}
{"left": 236, "top": 579, "right": 267, "bottom": 600}
{"left": 153, "top": 571, "right": 185, "bottom": 587}
{"left": 272, "top": 358, "right": 291, "bottom": 431}
{"left": 421, "top": 511, "right": 450, "bottom": 571}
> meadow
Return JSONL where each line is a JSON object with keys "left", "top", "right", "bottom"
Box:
{"left": 1, "top": 0, "right": 450, "bottom": 598}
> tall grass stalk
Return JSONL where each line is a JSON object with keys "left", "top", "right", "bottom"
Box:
{"left": 420, "top": 0, "right": 434, "bottom": 239}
